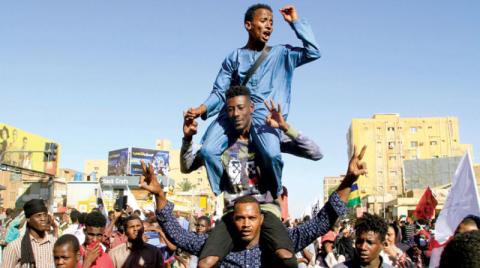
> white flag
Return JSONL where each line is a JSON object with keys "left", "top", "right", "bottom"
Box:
{"left": 126, "top": 185, "right": 145, "bottom": 220}
{"left": 434, "top": 152, "right": 480, "bottom": 242}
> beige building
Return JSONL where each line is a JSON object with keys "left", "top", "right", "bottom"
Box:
{"left": 84, "top": 160, "right": 108, "bottom": 178}
{"left": 323, "top": 175, "right": 344, "bottom": 203}
{"left": 155, "top": 139, "right": 215, "bottom": 215}
{"left": 348, "top": 114, "right": 472, "bottom": 201}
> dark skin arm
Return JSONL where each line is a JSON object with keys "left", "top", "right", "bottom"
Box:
{"left": 139, "top": 160, "right": 167, "bottom": 210}
{"left": 183, "top": 112, "right": 198, "bottom": 142}
{"left": 336, "top": 145, "right": 368, "bottom": 202}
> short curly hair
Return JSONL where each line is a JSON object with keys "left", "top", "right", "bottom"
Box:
{"left": 85, "top": 211, "right": 106, "bottom": 228}
{"left": 440, "top": 230, "right": 480, "bottom": 268}
{"left": 244, "top": 4, "right": 272, "bottom": 23}
{"left": 54, "top": 234, "right": 80, "bottom": 253}
{"left": 226, "top": 85, "right": 251, "bottom": 101}
{"left": 355, "top": 213, "right": 388, "bottom": 242}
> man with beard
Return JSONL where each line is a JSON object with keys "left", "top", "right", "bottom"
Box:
{"left": 108, "top": 215, "right": 164, "bottom": 267}
{"left": 2, "top": 199, "right": 56, "bottom": 268}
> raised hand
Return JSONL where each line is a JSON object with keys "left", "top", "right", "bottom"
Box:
{"left": 264, "top": 99, "right": 289, "bottom": 132}
{"left": 346, "top": 145, "right": 368, "bottom": 181}
{"left": 183, "top": 112, "right": 198, "bottom": 141}
{"left": 279, "top": 5, "right": 298, "bottom": 23}
{"left": 139, "top": 160, "right": 163, "bottom": 196}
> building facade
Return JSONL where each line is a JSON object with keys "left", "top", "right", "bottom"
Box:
{"left": 347, "top": 114, "right": 472, "bottom": 201}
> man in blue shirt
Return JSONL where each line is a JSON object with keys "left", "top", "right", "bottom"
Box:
{"left": 138, "top": 144, "right": 368, "bottom": 267}
{"left": 185, "top": 4, "right": 321, "bottom": 199}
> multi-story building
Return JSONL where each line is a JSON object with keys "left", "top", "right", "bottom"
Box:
{"left": 0, "top": 123, "right": 61, "bottom": 209}
{"left": 347, "top": 114, "right": 472, "bottom": 201}
{"left": 323, "top": 175, "right": 344, "bottom": 203}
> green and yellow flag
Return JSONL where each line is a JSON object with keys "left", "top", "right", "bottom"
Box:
{"left": 347, "top": 183, "right": 361, "bottom": 208}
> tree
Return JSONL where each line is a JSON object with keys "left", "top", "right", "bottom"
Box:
{"left": 178, "top": 180, "right": 195, "bottom": 192}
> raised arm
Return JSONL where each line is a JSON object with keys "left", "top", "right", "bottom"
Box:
{"left": 280, "top": 5, "right": 321, "bottom": 68}
{"left": 139, "top": 161, "right": 207, "bottom": 255}
{"left": 180, "top": 115, "right": 204, "bottom": 173}
{"left": 288, "top": 145, "right": 367, "bottom": 251}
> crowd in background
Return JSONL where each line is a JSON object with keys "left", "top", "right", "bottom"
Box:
{"left": 0, "top": 202, "right": 479, "bottom": 268}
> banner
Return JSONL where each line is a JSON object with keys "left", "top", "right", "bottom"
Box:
{"left": 107, "top": 148, "right": 129, "bottom": 176}
{"left": 0, "top": 123, "right": 59, "bottom": 175}
{"left": 130, "top": 147, "right": 169, "bottom": 176}
{"left": 413, "top": 187, "right": 437, "bottom": 220}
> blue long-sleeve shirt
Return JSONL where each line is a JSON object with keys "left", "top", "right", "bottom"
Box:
{"left": 155, "top": 192, "right": 347, "bottom": 267}
{"left": 202, "top": 18, "right": 321, "bottom": 120}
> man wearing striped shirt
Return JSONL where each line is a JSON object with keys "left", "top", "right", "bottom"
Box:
{"left": 1, "top": 199, "right": 56, "bottom": 268}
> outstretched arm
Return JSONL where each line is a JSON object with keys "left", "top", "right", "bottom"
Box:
{"left": 264, "top": 99, "right": 323, "bottom": 160}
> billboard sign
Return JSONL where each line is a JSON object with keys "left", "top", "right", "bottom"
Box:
{"left": 107, "top": 148, "right": 129, "bottom": 176}
{"left": 130, "top": 147, "right": 169, "bottom": 175}
{"left": 100, "top": 176, "right": 140, "bottom": 188}
{"left": 0, "top": 123, "right": 59, "bottom": 175}
{"left": 403, "top": 156, "right": 462, "bottom": 191}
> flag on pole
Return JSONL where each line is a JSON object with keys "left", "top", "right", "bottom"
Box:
{"left": 348, "top": 183, "right": 361, "bottom": 208}
{"left": 429, "top": 152, "right": 480, "bottom": 268}
{"left": 96, "top": 186, "right": 108, "bottom": 220}
{"left": 126, "top": 185, "right": 145, "bottom": 220}
{"left": 413, "top": 187, "right": 437, "bottom": 220}
{"left": 434, "top": 152, "right": 480, "bottom": 242}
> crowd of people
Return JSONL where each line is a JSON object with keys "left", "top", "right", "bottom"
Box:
{"left": 0, "top": 194, "right": 479, "bottom": 267}
{"left": 0, "top": 2, "right": 479, "bottom": 268}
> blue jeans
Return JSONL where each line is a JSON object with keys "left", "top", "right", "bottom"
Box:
{"left": 200, "top": 111, "right": 283, "bottom": 197}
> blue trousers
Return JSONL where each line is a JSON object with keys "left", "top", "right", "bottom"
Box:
{"left": 200, "top": 111, "right": 283, "bottom": 197}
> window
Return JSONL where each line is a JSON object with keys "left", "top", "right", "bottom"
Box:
{"left": 389, "top": 156, "right": 396, "bottom": 160}
{"left": 387, "top": 127, "right": 395, "bottom": 131}
{"left": 388, "top": 142, "right": 395, "bottom": 149}
{"left": 411, "top": 141, "right": 418, "bottom": 147}
{"left": 430, "top": 141, "right": 438, "bottom": 146}
{"left": 390, "top": 186, "right": 398, "bottom": 191}
{"left": 410, "top": 127, "right": 417, "bottom": 133}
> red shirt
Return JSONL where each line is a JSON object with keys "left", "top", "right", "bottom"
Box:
{"left": 80, "top": 245, "right": 114, "bottom": 268}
